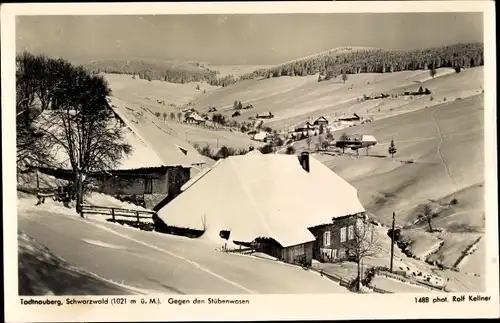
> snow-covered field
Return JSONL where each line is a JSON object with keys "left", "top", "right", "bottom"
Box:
{"left": 104, "top": 73, "right": 218, "bottom": 107}
{"left": 458, "top": 237, "right": 486, "bottom": 275}
{"left": 426, "top": 233, "right": 483, "bottom": 269}
{"left": 193, "top": 67, "right": 482, "bottom": 131}
{"left": 314, "top": 94, "right": 484, "bottom": 231}
{"left": 103, "top": 75, "right": 259, "bottom": 151}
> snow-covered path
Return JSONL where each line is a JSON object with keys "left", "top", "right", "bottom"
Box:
{"left": 18, "top": 208, "right": 350, "bottom": 295}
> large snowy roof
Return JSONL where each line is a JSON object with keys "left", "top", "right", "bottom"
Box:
{"left": 362, "top": 135, "right": 377, "bottom": 143}
{"left": 108, "top": 97, "right": 210, "bottom": 168}
{"left": 157, "top": 153, "right": 365, "bottom": 248}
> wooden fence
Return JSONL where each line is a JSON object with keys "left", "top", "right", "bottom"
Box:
{"left": 370, "top": 266, "right": 446, "bottom": 292}
{"left": 224, "top": 246, "right": 256, "bottom": 254}
{"left": 80, "top": 204, "right": 156, "bottom": 224}
{"left": 311, "top": 268, "right": 353, "bottom": 288}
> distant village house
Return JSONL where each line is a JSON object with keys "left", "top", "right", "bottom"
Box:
{"left": 256, "top": 111, "right": 274, "bottom": 119}
{"left": 184, "top": 111, "right": 205, "bottom": 124}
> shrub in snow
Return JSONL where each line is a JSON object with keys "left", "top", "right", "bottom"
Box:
{"left": 285, "top": 146, "right": 296, "bottom": 155}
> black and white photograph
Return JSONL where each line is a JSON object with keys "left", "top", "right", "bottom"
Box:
{"left": 2, "top": 1, "right": 498, "bottom": 322}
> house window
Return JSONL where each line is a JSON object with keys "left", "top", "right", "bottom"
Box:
{"left": 339, "top": 248, "right": 346, "bottom": 258}
{"left": 144, "top": 178, "right": 153, "bottom": 194}
{"left": 323, "top": 231, "right": 331, "bottom": 247}
{"left": 348, "top": 225, "right": 355, "bottom": 240}
{"left": 332, "top": 249, "right": 338, "bottom": 260}
{"left": 340, "top": 227, "right": 347, "bottom": 242}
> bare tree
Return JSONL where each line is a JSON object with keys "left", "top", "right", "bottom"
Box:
{"left": 342, "top": 73, "right": 348, "bottom": 84}
{"left": 430, "top": 67, "right": 437, "bottom": 79}
{"left": 325, "top": 131, "right": 334, "bottom": 143}
{"left": 306, "top": 136, "right": 313, "bottom": 150}
{"left": 318, "top": 135, "right": 325, "bottom": 150}
{"left": 162, "top": 112, "right": 167, "bottom": 122}
{"left": 22, "top": 54, "right": 132, "bottom": 213}
{"left": 419, "top": 204, "right": 434, "bottom": 232}
{"left": 338, "top": 132, "right": 349, "bottom": 154}
{"left": 344, "top": 218, "right": 380, "bottom": 292}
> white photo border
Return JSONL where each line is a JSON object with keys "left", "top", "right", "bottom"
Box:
{"left": 2, "top": 2, "right": 498, "bottom": 322}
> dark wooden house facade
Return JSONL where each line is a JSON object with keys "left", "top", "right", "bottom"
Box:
{"left": 34, "top": 165, "right": 191, "bottom": 209}
{"left": 309, "top": 213, "right": 371, "bottom": 263}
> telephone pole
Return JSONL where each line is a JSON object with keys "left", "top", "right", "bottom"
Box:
{"left": 390, "top": 211, "right": 396, "bottom": 273}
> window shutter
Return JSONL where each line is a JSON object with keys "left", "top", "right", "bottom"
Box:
{"left": 340, "top": 227, "right": 347, "bottom": 242}
{"left": 323, "top": 231, "right": 331, "bottom": 246}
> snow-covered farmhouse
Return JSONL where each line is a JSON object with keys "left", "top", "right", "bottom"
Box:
{"left": 30, "top": 98, "right": 212, "bottom": 209}
{"left": 289, "top": 121, "right": 319, "bottom": 139}
{"left": 313, "top": 116, "right": 329, "bottom": 128}
{"left": 338, "top": 113, "right": 361, "bottom": 127}
{"left": 184, "top": 110, "right": 205, "bottom": 125}
{"left": 256, "top": 111, "right": 274, "bottom": 119}
{"left": 156, "top": 152, "right": 366, "bottom": 266}
{"left": 335, "top": 134, "right": 378, "bottom": 150}
{"left": 253, "top": 131, "right": 268, "bottom": 142}
{"left": 338, "top": 113, "right": 361, "bottom": 122}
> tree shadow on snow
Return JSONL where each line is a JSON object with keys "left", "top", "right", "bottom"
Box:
{"left": 18, "top": 238, "right": 138, "bottom": 296}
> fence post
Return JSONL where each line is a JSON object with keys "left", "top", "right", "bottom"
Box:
{"left": 111, "top": 208, "right": 115, "bottom": 222}
{"left": 136, "top": 211, "right": 140, "bottom": 224}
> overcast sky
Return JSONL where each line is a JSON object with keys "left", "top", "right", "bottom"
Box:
{"left": 16, "top": 13, "right": 483, "bottom": 65}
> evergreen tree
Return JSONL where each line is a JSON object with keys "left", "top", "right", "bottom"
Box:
{"left": 388, "top": 139, "right": 397, "bottom": 158}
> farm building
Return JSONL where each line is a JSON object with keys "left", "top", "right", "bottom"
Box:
{"left": 289, "top": 121, "right": 319, "bottom": 139}
{"left": 184, "top": 111, "right": 205, "bottom": 124}
{"left": 32, "top": 164, "right": 191, "bottom": 209}
{"left": 335, "top": 134, "right": 378, "bottom": 150}
{"left": 256, "top": 111, "right": 274, "bottom": 119}
{"left": 253, "top": 131, "right": 268, "bottom": 142}
{"left": 309, "top": 213, "right": 374, "bottom": 263}
{"left": 295, "top": 121, "right": 316, "bottom": 132}
{"left": 107, "top": 97, "right": 211, "bottom": 171}
{"left": 313, "top": 116, "right": 329, "bottom": 127}
{"left": 338, "top": 113, "right": 361, "bottom": 122}
{"left": 338, "top": 113, "right": 361, "bottom": 127}
{"left": 27, "top": 99, "right": 210, "bottom": 209}
{"left": 156, "top": 152, "right": 366, "bottom": 266}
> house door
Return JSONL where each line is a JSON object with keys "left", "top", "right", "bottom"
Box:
{"left": 144, "top": 178, "right": 153, "bottom": 194}
{"left": 313, "top": 239, "right": 320, "bottom": 260}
